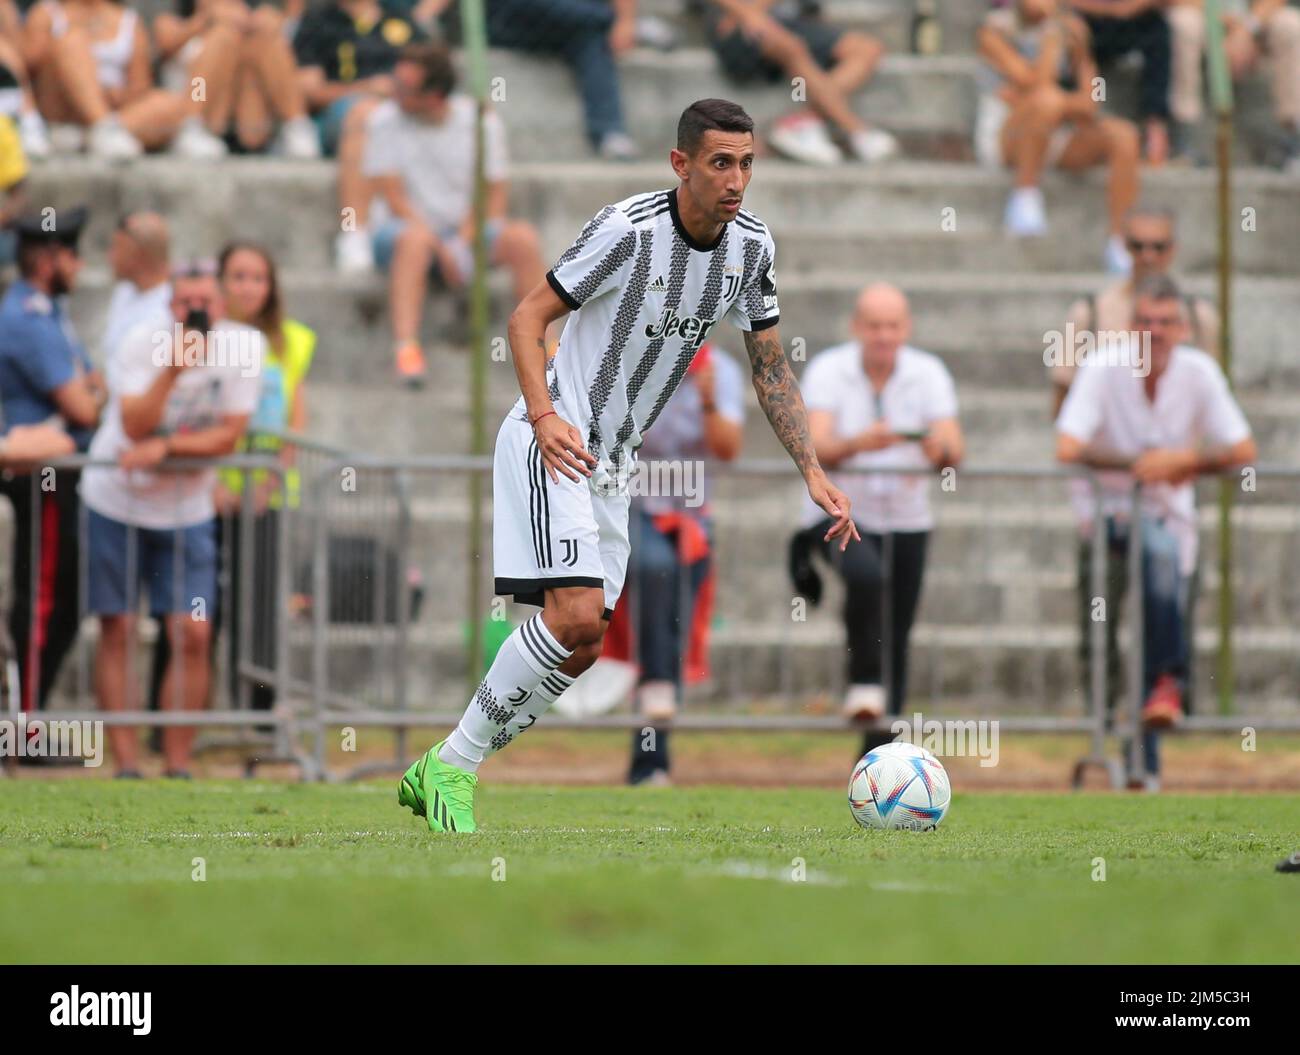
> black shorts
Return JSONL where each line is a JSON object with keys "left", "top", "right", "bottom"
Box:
{"left": 707, "top": 9, "right": 844, "bottom": 83}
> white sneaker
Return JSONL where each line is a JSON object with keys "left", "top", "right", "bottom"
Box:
{"left": 1103, "top": 233, "right": 1133, "bottom": 276}
{"left": 19, "top": 112, "right": 51, "bottom": 161}
{"left": 597, "top": 131, "right": 639, "bottom": 161}
{"left": 769, "top": 113, "right": 841, "bottom": 165}
{"left": 848, "top": 127, "right": 899, "bottom": 163}
{"left": 48, "top": 123, "right": 86, "bottom": 154}
{"left": 1003, "top": 186, "right": 1048, "bottom": 238}
{"left": 635, "top": 15, "right": 677, "bottom": 50}
{"left": 334, "top": 228, "right": 374, "bottom": 274}
{"left": 172, "top": 118, "right": 228, "bottom": 160}
{"left": 842, "top": 683, "right": 886, "bottom": 721}
{"left": 637, "top": 680, "right": 677, "bottom": 722}
{"left": 88, "top": 116, "right": 142, "bottom": 160}
{"left": 1143, "top": 774, "right": 1161, "bottom": 793}
{"left": 277, "top": 115, "right": 321, "bottom": 159}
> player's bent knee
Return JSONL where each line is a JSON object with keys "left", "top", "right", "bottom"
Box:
{"left": 546, "top": 594, "right": 606, "bottom": 650}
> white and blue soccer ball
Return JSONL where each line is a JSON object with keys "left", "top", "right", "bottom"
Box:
{"left": 848, "top": 742, "right": 951, "bottom": 831}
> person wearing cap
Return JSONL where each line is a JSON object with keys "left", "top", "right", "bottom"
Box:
{"left": 0, "top": 204, "right": 104, "bottom": 714}
{"left": 80, "top": 259, "right": 260, "bottom": 778}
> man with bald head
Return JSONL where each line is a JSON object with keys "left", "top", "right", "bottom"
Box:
{"left": 796, "top": 283, "right": 963, "bottom": 748}
{"left": 103, "top": 211, "right": 172, "bottom": 378}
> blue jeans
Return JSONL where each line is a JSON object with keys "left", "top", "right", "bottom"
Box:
{"left": 626, "top": 509, "right": 711, "bottom": 692}
{"left": 486, "top": 0, "right": 626, "bottom": 144}
{"left": 1100, "top": 515, "right": 1193, "bottom": 776}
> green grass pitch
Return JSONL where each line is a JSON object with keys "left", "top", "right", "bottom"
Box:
{"left": 2, "top": 781, "right": 1297, "bottom": 963}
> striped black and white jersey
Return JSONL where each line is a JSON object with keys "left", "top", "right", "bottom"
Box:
{"left": 516, "top": 188, "right": 779, "bottom": 487}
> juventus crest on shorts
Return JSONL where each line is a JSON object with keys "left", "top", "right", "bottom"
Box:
{"left": 517, "top": 188, "right": 780, "bottom": 487}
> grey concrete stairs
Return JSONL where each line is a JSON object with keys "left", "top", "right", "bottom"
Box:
{"left": 13, "top": 22, "right": 1300, "bottom": 714}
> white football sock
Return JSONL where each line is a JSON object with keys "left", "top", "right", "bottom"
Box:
{"left": 441, "top": 613, "right": 572, "bottom": 772}
{"left": 487, "top": 669, "right": 576, "bottom": 755}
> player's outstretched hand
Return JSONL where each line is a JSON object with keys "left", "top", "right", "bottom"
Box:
{"left": 808, "top": 472, "right": 861, "bottom": 552}
{"left": 535, "top": 413, "right": 597, "bottom": 483}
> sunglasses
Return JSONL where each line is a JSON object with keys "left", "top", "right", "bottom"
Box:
{"left": 170, "top": 258, "right": 219, "bottom": 279}
{"left": 1126, "top": 239, "right": 1172, "bottom": 253}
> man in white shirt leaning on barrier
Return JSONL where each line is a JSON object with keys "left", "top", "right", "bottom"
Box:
{"left": 1055, "top": 273, "right": 1255, "bottom": 791}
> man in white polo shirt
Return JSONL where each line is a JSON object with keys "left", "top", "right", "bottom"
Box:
{"left": 796, "top": 283, "right": 963, "bottom": 751}
{"left": 1056, "top": 274, "right": 1255, "bottom": 790}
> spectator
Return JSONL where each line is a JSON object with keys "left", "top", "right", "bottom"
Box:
{"left": 1067, "top": 0, "right": 1174, "bottom": 163}
{"left": 0, "top": 420, "right": 74, "bottom": 462}
{"left": 292, "top": 0, "right": 426, "bottom": 270}
{"left": 1052, "top": 203, "right": 1219, "bottom": 415}
{"left": 154, "top": 0, "right": 320, "bottom": 157}
{"left": 476, "top": 0, "right": 641, "bottom": 160}
{"left": 21, "top": 0, "right": 228, "bottom": 159}
{"left": 791, "top": 283, "right": 963, "bottom": 755}
{"left": 0, "top": 207, "right": 102, "bottom": 713}
{"left": 611, "top": 342, "right": 745, "bottom": 785}
{"left": 0, "top": 0, "right": 51, "bottom": 158}
{"left": 0, "top": 90, "right": 30, "bottom": 271}
{"left": 363, "top": 41, "right": 548, "bottom": 386}
{"left": 977, "top": 0, "right": 1141, "bottom": 274}
{"left": 1167, "top": 0, "right": 1300, "bottom": 171}
{"left": 150, "top": 242, "right": 315, "bottom": 717}
{"left": 102, "top": 211, "right": 172, "bottom": 381}
{"left": 1056, "top": 274, "right": 1255, "bottom": 791}
{"left": 81, "top": 262, "right": 260, "bottom": 778}
{"left": 704, "top": 0, "right": 897, "bottom": 163}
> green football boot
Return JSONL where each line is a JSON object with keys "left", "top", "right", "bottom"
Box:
{"left": 398, "top": 740, "right": 478, "bottom": 833}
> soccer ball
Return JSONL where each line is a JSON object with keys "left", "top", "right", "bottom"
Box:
{"left": 848, "top": 742, "right": 951, "bottom": 831}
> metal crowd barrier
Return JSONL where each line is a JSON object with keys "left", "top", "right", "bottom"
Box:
{"left": 272, "top": 448, "right": 1300, "bottom": 784}
{"left": 0, "top": 451, "right": 319, "bottom": 778}
{"left": 4, "top": 445, "right": 1297, "bottom": 784}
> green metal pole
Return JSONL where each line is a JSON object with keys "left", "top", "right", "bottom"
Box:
{"left": 1205, "top": 0, "right": 1235, "bottom": 715}
{"left": 461, "top": 0, "right": 489, "bottom": 694}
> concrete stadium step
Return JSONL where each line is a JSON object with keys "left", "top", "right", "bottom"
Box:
{"left": 282, "top": 621, "right": 1299, "bottom": 708}
{"left": 775, "top": 227, "right": 1296, "bottom": 277}
{"left": 632, "top": 0, "right": 916, "bottom": 53}
{"left": 295, "top": 377, "right": 1300, "bottom": 465}
{"left": 32, "top": 159, "right": 1300, "bottom": 277}
{"left": 490, "top": 50, "right": 978, "bottom": 160}
{"left": 291, "top": 489, "right": 1299, "bottom": 629}
{"left": 66, "top": 265, "right": 1300, "bottom": 389}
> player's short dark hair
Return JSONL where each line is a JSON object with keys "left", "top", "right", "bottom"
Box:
{"left": 398, "top": 41, "right": 457, "bottom": 96}
{"left": 1134, "top": 274, "right": 1182, "bottom": 304}
{"left": 677, "top": 99, "right": 754, "bottom": 155}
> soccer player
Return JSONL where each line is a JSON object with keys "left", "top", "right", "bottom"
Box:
{"left": 399, "top": 97, "right": 860, "bottom": 833}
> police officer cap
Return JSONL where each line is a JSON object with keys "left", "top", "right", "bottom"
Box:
{"left": 13, "top": 205, "right": 89, "bottom": 250}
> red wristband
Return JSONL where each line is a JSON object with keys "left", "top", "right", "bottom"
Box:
{"left": 531, "top": 410, "right": 557, "bottom": 428}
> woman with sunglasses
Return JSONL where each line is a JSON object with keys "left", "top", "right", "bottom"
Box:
{"left": 148, "top": 244, "right": 315, "bottom": 723}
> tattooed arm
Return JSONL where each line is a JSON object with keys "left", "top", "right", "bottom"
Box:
{"left": 744, "top": 325, "right": 861, "bottom": 550}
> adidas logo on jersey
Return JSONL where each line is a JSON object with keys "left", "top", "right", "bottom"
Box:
{"left": 644, "top": 306, "right": 711, "bottom": 349}
{"left": 648, "top": 275, "right": 667, "bottom": 293}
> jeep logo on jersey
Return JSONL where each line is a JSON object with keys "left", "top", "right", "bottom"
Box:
{"left": 644, "top": 307, "right": 712, "bottom": 349}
